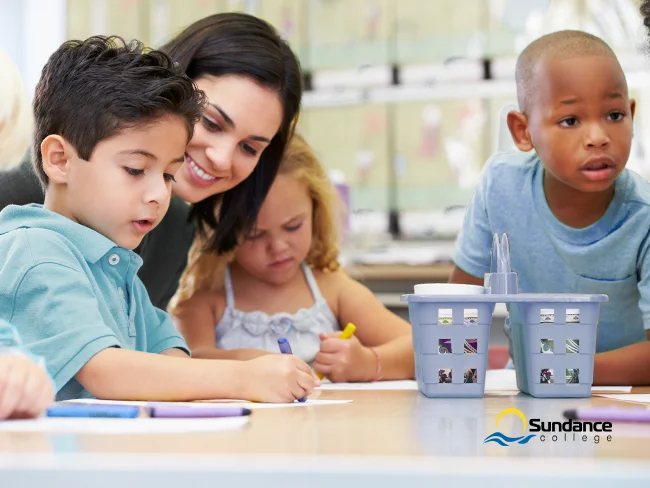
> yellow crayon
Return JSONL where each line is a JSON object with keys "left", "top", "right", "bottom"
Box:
{"left": 317, "top": 323, "right": 356, "bottom": 380}
{"left": 339, "top": 322, "right": 357, "bottom": 340}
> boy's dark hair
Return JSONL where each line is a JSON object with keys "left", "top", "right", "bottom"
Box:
{"left": 162, "top": 12, "right": 302, "bottom": 255}
{"left": 32, "top": 35, "right": 206, "bottom": 188}
{"left": 515, "top": 30, "right": 617, "bottom": 114}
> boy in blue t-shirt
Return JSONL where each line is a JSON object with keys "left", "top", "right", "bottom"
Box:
{"left": 451, "top": 30, "right": 650, "bottom": 385}
{"left": 0, "top": 36, "right": 317, "bottom": 402}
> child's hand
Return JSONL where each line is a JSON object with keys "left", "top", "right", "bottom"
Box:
{"left": 314, "top": 332, "right": 377, "bottom": 382}
{"left": 240, "top": 354, "right": 319, "bottom": 403}
{"left": 0, "top": 355, "right": 54, "bottom": 419}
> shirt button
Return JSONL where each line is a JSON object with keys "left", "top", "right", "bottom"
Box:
{"left": 108, "top": 254, "right": 120, "bottom": 265}
{"left": 118, "top": 287, "right": 125, "bottom": 298}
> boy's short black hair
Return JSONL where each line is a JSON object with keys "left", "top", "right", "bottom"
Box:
{"left": 32, "top": 35, "right": 206, "bottom": 188}
{"left": 515, "top": 30, "right": 617, "bottom": 114}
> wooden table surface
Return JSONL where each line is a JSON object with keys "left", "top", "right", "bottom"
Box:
{"left": 1, "top": 388, "right": 650, "bottom": 488}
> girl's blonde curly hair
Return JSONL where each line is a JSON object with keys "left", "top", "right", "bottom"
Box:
{"left": 169, "top": 132, "right": 344, "bottom": 314}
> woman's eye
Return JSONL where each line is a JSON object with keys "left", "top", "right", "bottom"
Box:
{"left": 241, "top": 143, "right": 257, "bottom": 156}
{"left": 202, "top": 117, "right": 221, "bottom": 132}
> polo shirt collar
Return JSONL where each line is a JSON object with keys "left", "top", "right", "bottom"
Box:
{"left": 0, "top": 204, "right": 119, "bottom": 264}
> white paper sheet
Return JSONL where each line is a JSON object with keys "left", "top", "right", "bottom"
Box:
{"left": 66, "top": 398, "right": 352, "bottom": 409}
{"left": 484, "top": 369, "right": 519, "bottom": 391}
{"left": 317, "top": 380, "right": 418, "bottom": 390}
{"left": 0, "top": 416, "right": 250, "bottom": 434}
{"left": 591, "top": 386, "right": 633, "bottom": 393}
{"left": 596, "top": 394, "right": 650, "bottom": 404}
{"left": 483, "top": 369, "right": 633, "bottom": 393}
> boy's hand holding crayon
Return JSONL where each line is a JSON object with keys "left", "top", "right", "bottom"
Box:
{"left": 239, "top": 354, "right": 319, "bottom": 403}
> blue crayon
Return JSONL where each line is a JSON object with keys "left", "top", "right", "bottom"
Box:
{"left": 46, "top": 404, "right": 140, "bottom": 418}
{"left": 277, "top": 337, "right": 307, "bottom": 402}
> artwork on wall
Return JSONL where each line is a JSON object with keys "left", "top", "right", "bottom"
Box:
{"left": 444, "top": 99, "right": 486, "bottom": 190}
{"left": 418, "top": 105, "right": 441, "bottom": 160}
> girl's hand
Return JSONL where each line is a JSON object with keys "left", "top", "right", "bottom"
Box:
{"left": 314, "top": 332, "right": 377, "bottom": 382}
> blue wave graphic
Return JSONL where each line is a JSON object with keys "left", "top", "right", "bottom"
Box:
{"left": 483, "top": 432, "right": 537, "bottom": 446}
{"left": 484, "top": 434, "right": 510, "bottom": 447}
{"left": 516, "top": 434, "right": 536, "bottom": 445}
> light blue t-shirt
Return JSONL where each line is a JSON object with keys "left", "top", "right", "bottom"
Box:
{"left": 453, "top": 151, "right": 650, "bottom": 355}
{"left": 0, "top": 204, "right": 189, "bottom": 401}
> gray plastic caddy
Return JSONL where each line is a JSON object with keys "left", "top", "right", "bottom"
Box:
{"left": 401, "top": 234, "right": 608, "bottom": 398}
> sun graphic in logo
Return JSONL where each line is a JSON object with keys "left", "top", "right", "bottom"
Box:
{"left": 483, "top": 408, "right": 537, "bottom": 446}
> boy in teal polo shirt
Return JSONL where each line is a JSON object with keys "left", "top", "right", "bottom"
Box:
{"left": 0, "top": 36, "right": 317, "bottom": 402}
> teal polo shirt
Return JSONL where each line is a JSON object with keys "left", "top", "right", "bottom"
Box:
{"left": 0, "top": 318, "right": 26, "bottom": 351}
{"left": 0, "top": 317, "right": 44, "bottom": 365}
{"left": 0, "top": 317, "right": 54, "bottom": 387}
{"left": 0, "top": 204, "right": 189, "bottom": 400}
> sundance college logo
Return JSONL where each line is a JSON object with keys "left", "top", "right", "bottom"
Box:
{"left": 483, "top": 408, "right": 613, "bottom": 446}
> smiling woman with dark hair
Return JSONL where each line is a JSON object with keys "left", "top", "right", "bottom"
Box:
{"left": 0, "top": 12, "right": 303, "bottom": 310}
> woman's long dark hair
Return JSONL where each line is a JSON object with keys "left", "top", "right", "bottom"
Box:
{"left": 643, "top": 1, "right": 650, "bottom": 35}
{"left": 162, "top": 12, "right": 302, "bottom": 254}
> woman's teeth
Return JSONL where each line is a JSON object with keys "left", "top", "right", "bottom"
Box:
{"left": 189, "top": 158, "right": 216, "bottom": 181}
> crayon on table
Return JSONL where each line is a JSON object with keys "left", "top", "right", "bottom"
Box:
{"left": 147, "top": 405, "right": 252, "bottom": 418}
{"left": 46, "top": 404, "right": 141, "bottom": 418}
{"left": 47, "top": 404, "right": 252, "bottom": 419}
{"left": 564, "top": 406, "right": 650, "bottom": 423}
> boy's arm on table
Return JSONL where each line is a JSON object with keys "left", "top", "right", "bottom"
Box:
{"left": 594, "top": 340, "right": 650, "bottom": 386}
{"left": 317, "top": 271, "right": 414, "bottom": 382}
{"left": 77, "top": 345, "right": 316, "bottom": 402}
{"left": 449, "top": 266, "right": 484, "bottom": 286}
{"left": 76, "top": 348, "right": 259, "bottom": 400}
{"left": 171, "top": 289, "right": 271, "bottom": 361}
{"left": 12, "top": 262, "right": 313, "bottom": 402}
{"left": 192, "top": 348, "right": 273, "bottom": 360}
{"left": 598, "top": 238, "right": 650, "bottom": 385}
